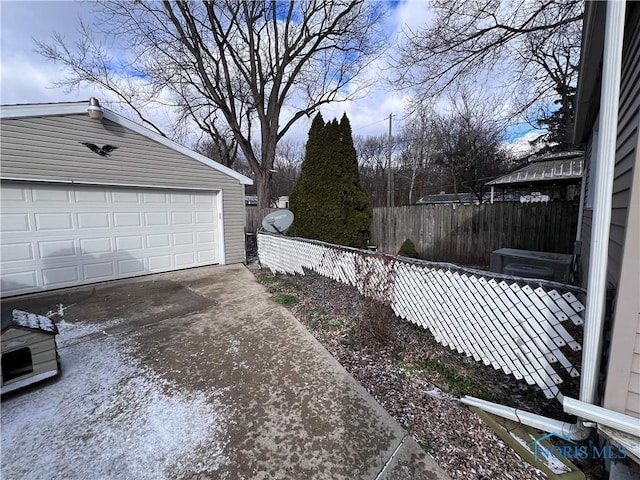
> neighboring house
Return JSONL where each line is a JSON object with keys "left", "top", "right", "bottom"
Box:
{"left": 485, "top": 151, "right": 584, "bottom": 203}
{"left": 0, "top": 99, "right": 252, "bottom": 297}
{"left": 575, "top": 0, "right": 640, "bottom": 432}
{"left": 416, "top": 192, "right": 477, "bottom": 205}
{"left": 1, "top": 309, "right": 60, "bottom": 394}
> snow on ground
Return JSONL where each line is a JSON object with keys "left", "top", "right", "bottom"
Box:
{"left": 1, "top": 320, "right": 228, "bottom": 479}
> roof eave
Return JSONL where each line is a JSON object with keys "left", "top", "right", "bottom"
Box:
{"left": 573, "top": 1, "right": 607, "bottom": 144}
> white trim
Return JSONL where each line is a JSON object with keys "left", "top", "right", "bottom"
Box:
{"left": 563, "top": 397, "right": 640, "bottom": 438}
{"left": 216, "top": 191, "right": 226, "bottom": 265}
{"left": 0, "top": 177, "right": 220, "bottom": 192}
{"left": 1, "top": 369, "right": 59, "bottom": 394}
{"left": 0, "top": 102, "right": 88, "bottom": 119}
{"left": 0, "top": 101, "right": 253, "bottom": 186}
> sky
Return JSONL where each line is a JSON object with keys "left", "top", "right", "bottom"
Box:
{"left": 0, "top": 0, "right": 535, "bottom": 154}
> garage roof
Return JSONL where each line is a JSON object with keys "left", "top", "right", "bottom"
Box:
{"left": 0, "top": 101, "right": 253, "bottom": 186}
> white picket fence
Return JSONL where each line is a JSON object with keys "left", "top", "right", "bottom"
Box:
{"left": 257, "top": 232, "right": 586, "bottom": 400}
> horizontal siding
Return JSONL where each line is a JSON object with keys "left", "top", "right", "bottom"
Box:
{"left": 222, "top": 186, "right": 246, "bottom": 264}
{"left": 627, "top": 390, "right": 640, "bottom": 417}
{"left": 0, "top": 114, "right": 247, "bottom": 264}
{"left": 604, "top": 3, "right": 640, "bottom": 418}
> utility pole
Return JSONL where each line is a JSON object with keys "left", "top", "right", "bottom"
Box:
{"left": 386, "top": 113, "right": 393, "bottom": 252}
{"left": 387, "top": 113, "right": 393, "bottom": 208}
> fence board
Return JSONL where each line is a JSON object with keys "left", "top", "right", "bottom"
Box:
{"left": 370, "top": 203, "right": 578, "bottom": 266}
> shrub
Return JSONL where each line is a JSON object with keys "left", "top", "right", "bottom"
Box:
{"left": 358, "top": 297, "right": 395, "bottom": 343}
{"left": 398, "top": 239, "right": 420, "bottom": 259}
{"left": 289, "top": 112, "right": 372, "bottom": 248}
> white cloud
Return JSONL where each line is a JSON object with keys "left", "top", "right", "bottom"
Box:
{"left": 0, "top": 1, "right": 538, "bottom": 149}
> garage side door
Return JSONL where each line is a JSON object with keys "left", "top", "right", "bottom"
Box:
{"left": 1, "top": 183, "right": 219, "bottom": 296}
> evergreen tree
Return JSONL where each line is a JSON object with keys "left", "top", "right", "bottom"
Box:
{"left": 289, "top": 113, "right": 372, "bottom": 247}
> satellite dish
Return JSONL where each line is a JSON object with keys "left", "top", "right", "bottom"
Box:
{"left": 262, "top": 209, "right": 294, "bottom": 234}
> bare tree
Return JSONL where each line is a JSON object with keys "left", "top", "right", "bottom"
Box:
{"left": 355, "top": 134, "right": 390, "bottom": 207}
{"left": 38, "top": 1, "right": 386, "bottom": 209}
{"left": 396, "top": 107, "right": 435, "bottom": 205}
{"left": 394, "top": 0, "right": 582, "bottom": 140}
{"left": 430, "top": 91, "right": 511, "bottom": 202}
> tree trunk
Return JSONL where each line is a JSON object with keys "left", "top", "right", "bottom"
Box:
{"left": 256, "top": 170, "right": 271, "bottom": 213}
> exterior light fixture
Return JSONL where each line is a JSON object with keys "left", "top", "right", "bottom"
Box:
{"left": 87, "top": 97, "right": 104, "bottom": 120}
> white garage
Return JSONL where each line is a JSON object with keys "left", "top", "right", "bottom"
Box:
{"left": 0, "top": 100, "right": 252, "bottom": 297}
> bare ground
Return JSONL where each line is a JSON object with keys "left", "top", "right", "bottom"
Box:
{"left": 250, "top": 265, "right": 604, "bottom": 480}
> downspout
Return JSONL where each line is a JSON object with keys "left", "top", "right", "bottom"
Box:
{"left": 577, "top": 0, "right": 626, "bottom": 406}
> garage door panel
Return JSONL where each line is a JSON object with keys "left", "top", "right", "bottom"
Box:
{"left": 115, "top": 236, "right": 144, "bottom": 251}
{"left": 143, "top": 192, "right": 167, "bottom": 204}
{"left": 38, "top": 240, "right": 76, "bottom": 259}
{"left": 32, "top": 187, "right": 70, "bottom": 203}
{"left": 147, "top": 234, "right": 170, "bottom": 248}
{"left": 1, "top": 183, "right": 219, "bottom": 296}
{"left": 197, "top": 251, "right": 216, "bottom": 263}
{"left": 83, "top": 262, "right": 115, "bottom": 281}
{"left": 79, "top": 238, "right": 112, "bottom": 255}
{"left": 114, "top": 212, "right": 141, "bottom": 227}
{"left": 112, "top": 191, "right": 140, "bottom": 203}
{"left": 2, "top": 271, "right": 38, "bottom": 292}
{"left": 1, "top": 213, "right": 31, "bottom": 233}
{"left": 173, "top": 233, "right": 194, "bottom": 246}
{"left": 75, "top": 189, "right": 108, "bottom": 203}
{"left": 77, "top": 212, "right": 110, "bottom": 229}
{"left": 1, "top": 243, "right": 34, "bottom": 262}
{"left": 175, "top": 252, "right": 195, "bottom": 267}
{"left": 149, "top": 255, "right": 171, "bottom": 271}
{"left": 145, "top": 212, "right": 169, "bottom": 226}
{"left": 1, "top": 187, "right": 27, "bottom": 202}
{"left": 43, "top": 265, "right": 79, "bottom": 287}
{"left": 172, "top": 212, "right": 193, "bottom": 225}
{"left": 171, "top": 192, "right": 191, "bottom": 203}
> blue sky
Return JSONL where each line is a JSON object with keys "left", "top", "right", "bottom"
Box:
{"left": 0, "top": 0, "right": 535, "bottom": 154}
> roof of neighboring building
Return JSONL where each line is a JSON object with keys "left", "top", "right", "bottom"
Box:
{"left": 0, "top": 101, "right": 253, "bottom": 186}
{"left": 1, "top": 309, "right": 58, "bottom": 335}
{"left": 416, "top": 192, "right": 476, "bottom": 204}
{"left": 487, "top": 151, "right": 584, "bottom": 186}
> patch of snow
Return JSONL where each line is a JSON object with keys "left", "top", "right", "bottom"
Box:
{"left": 424, "top": 387, "right": 457, "bottom": 400}
{"left": 55, "top": 318, "right": 124, "bottom": 348}
{"left": 11, "top": 309, "right": 57, "bottom": 333}
{"left": 1, "top": 320, "right": 228, "bottom": 479}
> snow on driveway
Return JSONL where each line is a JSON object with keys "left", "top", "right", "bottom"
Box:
{"left": 1, "top": 320, "right": 228, "bottom": 479}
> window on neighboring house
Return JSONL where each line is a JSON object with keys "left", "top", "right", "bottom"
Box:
{"left": 585, "top": 119, "right": 600, "bottom": 210}
{"left": 2, "top": 347, "right": 33, "bottom": 382}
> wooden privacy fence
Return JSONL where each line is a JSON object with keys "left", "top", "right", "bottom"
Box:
{"left": 370, "top": 203, "right": 579, "bottom": 266}
{"left": 258, "top": 232, "right": 585, "bottom": 399}
{"left": 245, "top": 206, "right": 280, "bottom": 236}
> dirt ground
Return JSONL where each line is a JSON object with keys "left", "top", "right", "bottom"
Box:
{"left": 251, "top": 266, "right": 604, "bottom": 480}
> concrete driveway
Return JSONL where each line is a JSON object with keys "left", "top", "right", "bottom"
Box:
{"left": 1, "top": 264, "right": 449, "bottom": 480}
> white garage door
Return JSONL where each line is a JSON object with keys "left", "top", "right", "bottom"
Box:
{"left": 1, "top": 182, "right": 220, "bottom": 296}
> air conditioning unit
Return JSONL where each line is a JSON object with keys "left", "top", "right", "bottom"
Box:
{"left": 490, "top": 248, "right": 573, "bottom": 283}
